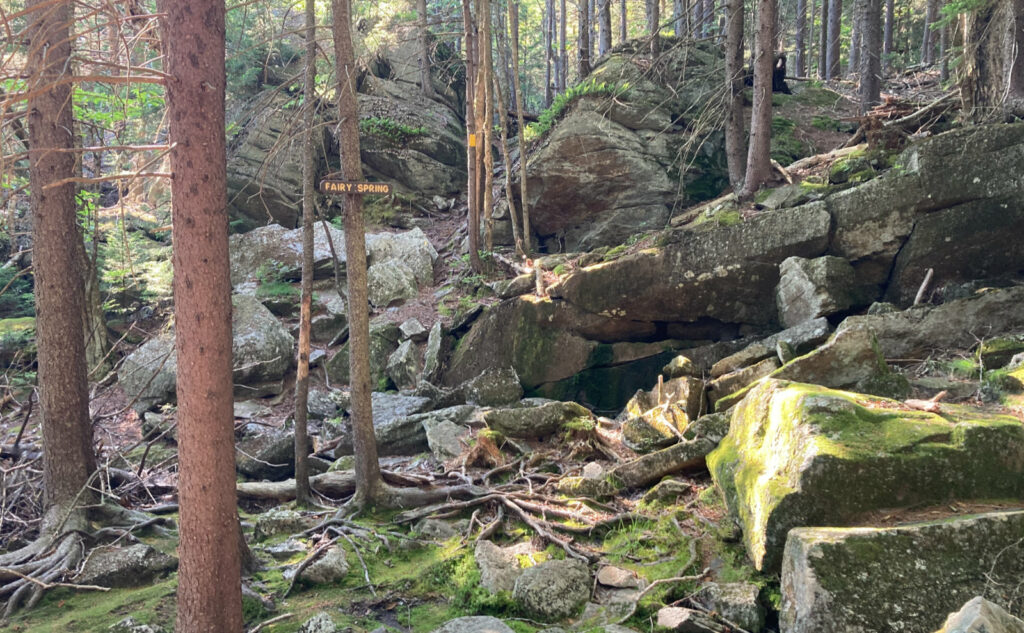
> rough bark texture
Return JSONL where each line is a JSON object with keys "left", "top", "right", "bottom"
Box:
{"left": 741, "top": 0, "right": 777, "bottom": 198}
{"left": 509, "top": 0, "right": 532, "bottom": 253}
{"left": 599, "top": 0, "right": 612, "bottom": 55}
{"left": 333, "top": 0, "right": 383, "bottom": 504}
{"left": 883, "top": 0, "right": 893, "bottom": 72}
{"left": 161, "top": 0, "right": 243, "bottom": 630}
{"left": 795, "top": 0, "right": 807, "bottom": 75}
{"left": 962, "top": 0, "right": 1024, "bottom": 120}
{"left": 479, "top": 0, "right": 496, "bottom": 251}
{"left": 463, "top": 0, "right": 483, "bottom": 270}
{"left": 293, "top": 0, "right": 316, "bottom": 508}
{"left": 725, "top": 0, "right": 747, "bottom": 187}
{"left": 559, "top": 0, "right": 568, "bottom": 90}
{"left": 27, "top": 0, "right": 96, "bottom": 517}
{"left": 848, "top": 4, "right": 861, "bottom": 78}
{"left": 647, "top": 0, "right": 661, "bottom": 54}
{"left": 621, "top": 0, "right": 628, "bottom": 42}
{"left": 826, "top": 0, "right": 841, "bottom": 77}
{"left": 860, "top": 0, "right": 882, "bottom": 111}
{"left": 417, "top": 0, "right": 436, "bottom": 98}
{"left": 579, "top": 0, "right": 592, "bottom": 76}
{"left": 818, "top": 0, "right": 829, "bottom": 78}
{"left": 921, "top": 0, "right": 938, "bottom": 64}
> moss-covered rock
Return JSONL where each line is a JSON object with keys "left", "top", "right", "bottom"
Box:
{"left": 782, "top": 512, "right": 1024, "bottom": 633}
{"left": 708, "top": 379, "right": 1024, "bottom": 572}
{"left": 484, "top": 401, "right": 593, "bottom": 439}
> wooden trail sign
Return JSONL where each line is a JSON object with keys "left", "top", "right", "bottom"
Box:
{"left": 319, "top": 179, "right": 393, "bottom": 195}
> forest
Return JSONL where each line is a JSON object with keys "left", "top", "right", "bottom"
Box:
{"left": 2, "top": 0, "right": 1024, "bottom": 631}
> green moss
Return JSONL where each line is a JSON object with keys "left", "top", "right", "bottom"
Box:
{"left": 770, "top": 117, "right": 810, "bottom": 166}
{"left": 255, "top": 281, "right": 299, "bottom": 299}
{"left": 5, "top": 577, "right": 177, "bottom": 633}
{"left": 793, "top": 86, "right": 845, "bottom": 108}
{"left": 359, "top": 117, "right": 428, "bottom": 144}
{"left": 525, "top": 78, "right": 631, "bottom": 141}
{"left": 552, "top": 263, "right": 568, "bottom": 276}
{"left": 811, "top": 114, "right": 842, "bottom": 131}
{"left": 604, "top": 244, "right": 628, "bottom": 260}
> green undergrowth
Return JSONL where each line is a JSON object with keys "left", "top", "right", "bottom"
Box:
{"left": 359, "top": 117, "right": 428, "bottom": 144}
{"left": 525, "top": 78, "right": 630, "bottom": 142}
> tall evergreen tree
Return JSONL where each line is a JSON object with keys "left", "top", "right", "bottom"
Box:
{"left": 740, "top": 0, "right": 778, "bottom": 198}
{"left": 161, "top": 0, "right": 244, "bottom": 629}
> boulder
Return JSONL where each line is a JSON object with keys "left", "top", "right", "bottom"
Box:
{"left": 431, "top": 617, "right": 516, "bottom": 633}
{"left": 421, "top": 321, "right": 446, "bottom": 383}
{"left": 298, "top": 545, "right": 349, "bottom": 585}
{"left": 552, "top": 203, "right": 831, "bottom": 324}
{"left": 119, "top": 295, "right": 294, "bottom": 413}
{"left": 485, "top": 401, "right": 593, "bottom": 439}
{"left": 513, "top": 559, "right": 592, "bottom": 620}
{"left": 228, "top": 223, "right": 347, "bottom": 287}
{"left": 311, "top": 290, "right": 347, "bottom": 343}
{"left": 934, "top": 597, "right": 1024, "bottom": 633}
{"left": 522, "top": 40, "right": 729, "bottom": 250}
{"left": 298, "top": 612, "right": 339, "bottom": 633}
{"left": 776, "top": 256, "right": 866, "bottom": 327}
{"left": 460, "top": 366, "right": 524, "bottom": 407}
{"left": 475, "top": 540, "right": 526, "bottom": 594}
{"left": 366, "top": 227, "right": 438, "bottom": 286}
{"left": 331, "top": 392, "right": 433, "bottom": 456}
{"left": 367, "top": 260, "right": 420, "bottom": 308}
{"left": 708, "top": 380, "right": 1024, "bottom": 572}
{"left": 662, "top": 355, "right": 703, "bottom": 379}
{"left": 419, "top": 405, "right": 478, "bottom": 460}
{"left": 254, "top": 507, "right": 320, "bottom": 541}
{"left": 714, "top": 324, "right": 909, "bottom": 412}
{"left": 837, "top": 286, "right": 1024, "bottom": 361}
{"left": 399, "top": 318, "right": 428, "bottom": 341}
{"left": 596, "top": 566, "right": 642, "bottom": 589}
{"left": 236, "top": 430, "right": 313, "bottom": 480}
{"left": 707, "top": 357, "right": 780, "bottom": 409}
{"left": 76, "top": 544, "right": 177, "bottom": 588}
{"left": 694, "top": 582, "right": 764, "bottom": 633}
{"left": 326, "top": 319, "right": 402, "bottom": 387}
{"left": 782, "top": 512, "right": 1024, "bottom": 633}
{"left": 655, "top": 607, "right": 728, "bottom": 633}
{"left": 109, "top": 618, "right": 165, "bottom": 633}
{"left": 386, "top": 340, "right": 422, "bottom": 390}
{"left": 709, "top": 317, "right": 831, "bottom": 377}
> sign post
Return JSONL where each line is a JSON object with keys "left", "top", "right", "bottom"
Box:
{"left": 319, "top": 179, "right": 393, "bottom": 195}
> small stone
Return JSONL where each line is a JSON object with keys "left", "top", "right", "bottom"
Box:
{"left": 298, "top": 612, "right": 338, "bottom": 633}
{"left": 935, "top": 597, "right": 1024, "bottom": 633}
{"left": 513, "top": 559, "right": 592, "bottom": 620}
{"left": 400, "top": 318, "right": 429, "bottom": 341}
{"left": 386, "top": 340, "right": 422, "bottom": 390}
{"left": 694, "top": 582, "right": 764, "bottom": 633}
{"left": 461, "top": 366, "right": 523, "bottom": 407}
{"left": 431, "top": 616, "right": 516, "bottom": 633}
{"left": 417, "top": 518, "right": 459, "bottom": 540}
{"left": 109, "top": 618, "right": 166, "bottom": 633}
{"left": 596, "top": 566, "right": 641, "bottom": 589}
{"left": 475, "top": 540, "right": 524, "bottom": 594}
{"left": 656, "top": 607, "right": 726, "bottom": 633}
{"left": 582, "top": 462, "right": 605, "bottom": 479}
{"left": 264, "top": 538, "right": 308, "bottom": 560}
{"left": 299, "top": 545, "right": 349, "bottom": 584}
{"left": 76, "top": 544, "right": 177, "bottom": 588}
{"left": 254, "top": 507, "right": 319, "bottom": 541}
{"left": 662, "top": 355, "right": 702, "bottom": 379}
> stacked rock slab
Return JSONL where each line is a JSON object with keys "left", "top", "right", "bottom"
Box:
{"left": 782, "top": 512, "right": 1024, "bottom": 633}
{"left": 707, "top": 379, "right": 1024, "bottom": 572}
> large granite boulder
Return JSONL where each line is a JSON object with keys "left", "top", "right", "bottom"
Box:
{"left": 522, "top": 39, "right": 729, "bottom": 250}
{"left": 782, "top": 512, "right": 1024, "bottom": 633}
{"left": 776, "top": 255, "right": 866, "bottom": 327}
{"left": 484, "top": 401, "right": 593, "bottom": 439}
{"left": 934, "top": 597, "right": 1024, "bottom": 633}
{"left": 76, "top": 544, "right": 178, "bottom": 588}
{"left": 119, "top": 295, "right": 294, "bottom": 412}
{"left": 708, "top": 379, "right": 1024, "bottom": 572}
{"left": 513, "top": 559, "right": 592, "bottom": 620}
{"left": 326, "top": 319, "right": 402, "bottom": 387}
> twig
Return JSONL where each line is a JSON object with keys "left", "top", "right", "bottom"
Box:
{"left": 329, "top": 527, "right": 376, "bottom": 597}
{"left": 613, "top": 568, "right": 710, "bottom": 625}
{"left": 0, "top": 566, "right": 109, "bottom": 593}
{"left": 247, "top": 612, "right": 294, "bottom": 633}
{"left": 913, "top": 268, "right": 934, "bottom": 305}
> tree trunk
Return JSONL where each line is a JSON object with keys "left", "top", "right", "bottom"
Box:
{"left": 860, "top": 0, "right": 882, "bottom": 111}
{"left": 161, "top": 0, "right": 243, "bottom": 629}
{"left": 740, "top": 0, "right": 777, "bottom": 199}
{"left": 463, "top": 0, "right": 483, "bottom": 271}
{"left": 333, "top": 0, "right": 384, "bottom": 504}
{"left": 818, "top": 0, "right": 829, "bottom": 78}
{"left": 922, "top": 0, "right": 938, "bottom": 64}
{"left": 293, "top": 0, "right": 317, "bottom": 509}
{"left": 417, "top": 0, "right": 436, "bottom": 98}
{"left": 580, "top": 0, "right": 592, "bottom": 76}
{"left": 621, "top": 0, "right": 628, "bottom": 42}
{"left": 883, "top": 0, "right": 893, "bottom": 73}
{"left": 827, "top": 0, "right": 842, "bottom": 78}
{"left": 599, "top": 0, "right": 613, "bottom": 54}
{"left": 961, "top": 0, "right": 1024, "bottom": 120}
{"left": 939, "top": 19, "right": 950, "bottom": 81}
{"left": 560, "top": 0, "right": 568, "bottom": 90}
{"left": 795, "top": 0, "right": 807, "bottom": 75}
{"left": 509, "top": 0, "right": 532, "bottom": 254}
{"left": 479, "top": 0, "right": 496, "bottom": 251}
{"left": 493, "top": 64, "right": 521, "bottom": 254}
{"left": 27, "top": 0, "right": 96, "bottom": 520}
{"left": 725, "top": 0, "right": 746, "bottom": 188}
{"left": 545, "top": 0, "right": 554, "bottom": 105}
{"left": 647, "top": 0, "right": 661, "bottom": 53}
{"left": 848, "top": 3, "right": 861, "bottom": 79}
{"left": 703, "top": 0, "right": 715, "bottom": 36}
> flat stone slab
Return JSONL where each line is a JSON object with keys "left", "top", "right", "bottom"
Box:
{"left": 782, "top": 512, "right": 1024, "bottom": 633}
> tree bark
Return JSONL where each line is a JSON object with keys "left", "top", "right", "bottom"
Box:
{"left": 509, "top": 0, "right": 531, "bottom": 254}
{"left": 621, "top": 0, "right": 628, "bottom": 43}
{"left": 939, "top": 19, "right": 950, "bottom": 81}
{"left": 479, "top": 0, "right": 496, "bottom": 251}
{"left": 961, "top": 0, "right": 1024, "bottom": 120}
{"left": 545, "top": 0, "right": 554, "bottom": 105}
{"left": 827, "top": 0, "right": 842, "bottom": 77}
{"left": 647, "top": 0, "right": 661, "bottom": 53}
{"left": 848, "top": 2, "right": 861, "bottom": 78}
{"left": 462, "top": 0, "right": 483, "bottom": 271}
{"left": 599, "top": 0, "right": 612, "bottom": 54}
{"left": 818, "top": 0, "right": 829, "bottom": 77}
{"left": 883, "top": 0, "right": 893, "bottom": 73}
{"left": 860, "top": 0, "right": 882, "bottom": 111}
{"left": 559, "top": 0, "right": 568, "bottom": 90}
{"left": 725, "top": 0, "right": 746, "bottom": 188}
{"left": 579, "top": 0, "right": 592, "bottom": 76}
{"left": 740, "top": 0, "right": 777, "bottom": 199}
{"left": 417, "top": 0, "right": 437, "bottom": 98}
{"left": 795, "top": 0, "right": 807, "bottom": 75}
{"left": 161, "top": 0, "right": 243, "bottom": 630}
{"left": 921, "top": 0, "right": 938, "bottom": 64}
{"left": 703, "top": 0, "right": 714, "bottom": 36}
{"left": 27, "top": 0, "right": 96, "bottom": 519}
{"left": 293, "top": 0, "right": 317, "bottom": 509}
{"left": 333, "top": 0, "right": 384, "bottom": 504}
